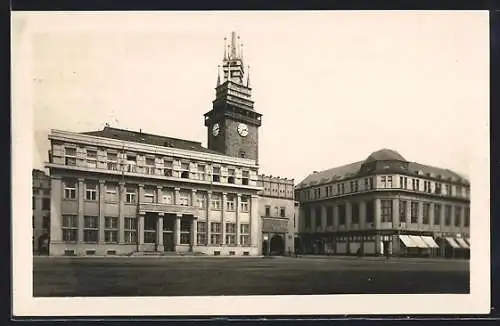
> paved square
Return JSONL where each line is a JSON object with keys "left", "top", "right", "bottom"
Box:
{"left": 33, "top": 256, "right": 469, "bottom": 297}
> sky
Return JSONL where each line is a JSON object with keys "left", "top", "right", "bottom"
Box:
{"left": 14, "top": 11, "right": 489, "bottom": 183}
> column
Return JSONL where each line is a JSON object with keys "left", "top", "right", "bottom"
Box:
{"left": 191, "top": 189, "right": 197, "bottom": 207}
{"left": 345, "top": 201, "right": 352, "bottom": 230}
{"left": 460, "top": 204, "right": 465, "bottom": 233}
{"left": 98, "top": 180, "right": 106, "bottom": 243}
{"left": 406, "top": 200, "right": 411, "bottom": 226}
{"left": 156, "top": 186, "right": 163, "bottom": 204}
{"left": 236, "top": 194, "right": 241, "bottom": 245}
{"left": 77, "top": 178, "right": 84, "bottom": 243}
{"left": 440, "top": 204, "right": 446, "bottom": 257}
{"left": 359, "top": 200, "right": 366, "bottom": 230}
{"left": 118, "top": 181, "right": 125, "bottom": 244}
{"left": 175, "top": 214, "right": 181, "bottom": 246}
{"left": 157, "top": 213, "right": 164, "bottom": 251}
{"left": 333, "top": 205, "right": 339, "bottom": 230}
{"left": 392, "top": 198, "right": 400, "bottom": 229}
{"left": 321, "top": 205, "right": 327, "bottom": 231}
{"left": 374, "top": 198, "right": 381, "bottom": 229}
{"left": 429, "top": 202, "right": 435, "bottom": 228}
{"left": 138, "top": 212, "right": 145, "bottom": 245}
{"left": 49, "top": 176, "right": 62, "bottom": 243}
{"left": 174, "top": 187, "right": 180, "bottom": 205}
{"left": 418, "top": 201, "right": 424, "bottom": 229}
{"left": 206, "top": 191, "right": 212, "bottom": 245}
{"left": 221, "top": 192, "right": 227, "bottom": 245}
{"left": 250, "top": 195, "right": 259, "bottom": 247}
{"left": 192, "top": 218, "right": 197, "bottom": 247}
{"left": 138, "top": 184, "right": 144, "bottom": 204}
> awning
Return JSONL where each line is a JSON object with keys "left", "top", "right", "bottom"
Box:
{"left": 445, "top": 237, "right": 460, "bottom": 248}
{"left": 399, "top": 235, "right": 418, "bottom": 248}
{"left": 455, "top": 238, "right": 470, "bottom": 249}
{"left": 408, "top": 235, "right": 430, "bottom": 248}
{"left": 421, "top": 236, "right": 439, "bottom": 248}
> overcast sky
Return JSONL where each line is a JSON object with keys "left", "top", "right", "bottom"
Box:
{"left": 14, "top": 11, "right": 489, "bottom": 183}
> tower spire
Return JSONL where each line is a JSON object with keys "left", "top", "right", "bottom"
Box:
{"left": 216, "top": 65, "right": 221, "bottom": 87}
{"left": 230, "top": 31, "right": 237, "bottom": 59}
{"left": 223, "top": 37, "right": 227, "bottom": 60}
{"left": 246, "top": 65, "right": 250, "bottom": 87}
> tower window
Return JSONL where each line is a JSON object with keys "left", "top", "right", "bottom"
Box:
{"left": 228, "top": 169, "right": 235, "bottom": 184}
{"left": 240, "top": 151, "right": 246, "bottom": 158}
{"left": 212, "top": 167, "right": 221, "bottom": 183}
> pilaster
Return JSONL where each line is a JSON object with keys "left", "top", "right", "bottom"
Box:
{"left": 49, "top": 176, "right": 62, "bottom": 242}
{"left": 157, "top": 186, "right": 163, "bottom": 204}
{"left": 206, "top": 191, "right": 212, "bottom": 245}
{"left": 374, "top": 198, "right": 381, "bottom": 229}
{"left": 345, "top": 201, "right": 352, "bottom": 230}
{"left": 77, "top": 178, "right": 84, "bottom": 243}
{"left": 250, "top": 194, "right": 259, "bottom": 247}
{"left": 359, "top": 200, "right": 366, "bottom": 229}
{"left": 221, "top": 192, "right": 227, "bottom": 245}
{"left": 157, "top": 213, "right": 164, "bottom": 251}
{"left": 236, "top": 194, "right": 241, "bottom": 245}
{"left": 175, "top": 213, "right": 182, "bottom": 246}
{"left": 98, "top": 180, "right": 105, "bottom": 243}
{"left": 392, "top": 198, "right": 399, "bottom": 228}
{"left": 174, "top": 187, "right": 181, "bottom": 205}
{"left": 118, "top": 181, "right": 125, "bottom": 243}
{"left": 138, "top": 212, "right": 145, "bottom": 245}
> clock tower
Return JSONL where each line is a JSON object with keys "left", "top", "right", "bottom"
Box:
{"left": 204, "top": 31, "right": 262, "bottom": 162}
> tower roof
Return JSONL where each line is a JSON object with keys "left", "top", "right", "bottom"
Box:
{"left": 365, "top": 148, "right": 407, "bottom": 162}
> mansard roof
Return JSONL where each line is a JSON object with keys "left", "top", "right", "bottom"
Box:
{"left": 81, "top": 126, "right": 222, "bottom": 155}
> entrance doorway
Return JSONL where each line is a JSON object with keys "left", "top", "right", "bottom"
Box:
{"left": 270, "top": 234, "right": 285, "bottom": 256}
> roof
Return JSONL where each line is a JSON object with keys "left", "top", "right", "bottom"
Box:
{"left": 296, "top": 148, "right": 469, "bottom": 189}
{"left": 365, "top": 148, "right": 406, "bottom": 162}
{"left": 81, "top": 126, "right": 222, "bottom": 155}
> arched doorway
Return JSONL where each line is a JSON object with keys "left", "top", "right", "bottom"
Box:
{"left": 294, "top": 237, "right": 302, "bottom": 255}
{"left": 270, "top": 234, "right": 285, "bottom": 256}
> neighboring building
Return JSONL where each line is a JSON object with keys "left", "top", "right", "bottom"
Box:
{"left": 45, "top": 31, "right": 292, "bottom": 257}
{"left": 32, "top": 169, "right": 51, "bottom": 254}
{"left": 257, "top": 175, "right": 295, "bottom": 255}
{"left": 295, "top": 149, "right": 470, "bottom": 258}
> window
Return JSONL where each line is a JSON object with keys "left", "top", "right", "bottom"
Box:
{"left": 381, "top": 176, "right": 387, "bottom": 188}
{"left": 42, "top": 215, "right": 50, "bottom": 230}
{"left": 445, "top": 205, "right": 452, "bottom": 226}
{"left": 143, "top": 188, "right": 155, "bottom": 203}
{"left": 265, "top": 206, "right": 270, "bottom": 217}
{"left": 64, "top": 180, "right": 76, "bottom": 199}
{"left": 62, "top": 215, "right": 78, "bottom": 242}
{"left": 126, "top": 155, "right": 137, "bottom": 173}
{"left": 338, "top": 205, "right": 346, "bottom": 225}
{"left": 381, "top": 200, "right": 392, "bottom": 223}
{"left": 454, "top": 206, "right": 462, "bottom": 227}
{"left": 180, "top": 162, "right": 190, "bottom": 179}
{"left": 399, "top": 200, "right": 407, "bottom": 222}
{"left": 211, "top": 194, "right": 221, "bottom": 210}
{"left": 435, "top": 182, "right": 442, "bottom": 194}
{"left": 424, "top": 181, "right": 432, "bottom": 193}
{"left": 434, "top": 204, "right": 441, "bottom": 225}
{"left": 124, "top": 217, "right": 137, "bottom": 243}
{"left": 107, "top": 152, "right": 118, "bottom": 170}
{"left": 64, "top": 147, "right": 77, "bottom": 166}
{"left": 86, "top": 149, "right": 97, "bottom": 168}
{"left": 325, "top": 186, "right": 330, "bottom": 197}
{"left": 210, "top": 222, "right": 222, "bottom": 245}
{"left": 196, "top": 193, "right": 206, "bottom": 209}
{"left": 400, "top": 176, "right": 408, "bottom": 189}
{"left": 240, "top": 223, "right": 250, "bottom": 246}
{"left": 304, "top": 208, "right": 311, "bottom": 228}
{"left": 352, "top": 180, "right": 359, "bottom": 192}
{"left": 445, "top": 184, "right": 451, "bottom": 196}
{"left": 32, "top": 197, "right": 36, "bottom": 209}
{"left": 422, "top": 203, "right": 430, "bottom": 224}
{"left": 104, "top": 216, "right": 118, "bottom": 243}
{"left": 412, "top": 179, "right": 420, "bottom": 191}
{"left": 240, "top": 196, "right": 249, "bottom": 212}
{"left": 242, "top": 171, "right": 249, "bottom": 185}
{"left": 226, "top": 194, "right": 236, "bottom": 211}
{"left": 280, "top": 207, "right": 286, "bottom": 218}
{"left": 314, "top": 206, "right": 322, "bottom": 227}
{"left": 125, "top": 187, "right": 136, "bottom": 204}
{"left": 42, "top": 198, "right": 50, "bottom": 210}
{"left": 387, "top": 176, "right": 393, "bottom": 188}
{"left": 464, "top": 207, "right": 470, "bottom": 227}
{"left": 180, "top": 219, "right": 191, "bottom": 244}
{"left": 145, "top": 157, "right": 155, "bottom": 166}
{"left": 212, "top": 167, "right": 221, "bottom": 182}
{"left": 179, "top": 193, "right": 190, "bottom": 206}
{"left": 240, "top": 151, "right": 246, "bottom": 158}
{"left": 197, "top": 222, "right": 207, "bottom": 245}
{"left": 164, "top": 160, "right": 173, "bottom": 177}
{"left": 198, "top": 164, "right": 206, "bottom": 181}
{"left": 326, "top": 206, "right": 334, "bottom": 225}
{"left": 145, "top": 157, "right": 156, "bottom": 175}
{"left": 228, "top": 169, "right": 235, "bottom": 184}
{"left": 105, "top": 184, "right": 118, "bottom": 202}
{"left": 83, "top": 216, "right": 99, "bottom": 243}
{"left": 410, "top": 202, "right": 419, "bottom": 223}
{"left": 365, "top": 201, "right": 374, "bottom": 223}
{"left": 225, "top": 223, "right": 236, "bottom": 244}
{"left": 85, "top": 183, "right": 97, "bottom": 201}
{"left": 351, "top": 203, "right": 360, "bottom": 224}
{"left": 144, "top": 216, "right": 157, "bottom": 244}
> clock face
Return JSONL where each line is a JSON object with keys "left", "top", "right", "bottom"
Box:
{"left": 237, "top": 123, "right": 249, "bottom": 137}
{"left": 212, "top": 123, "right": 220, "bottom": 136}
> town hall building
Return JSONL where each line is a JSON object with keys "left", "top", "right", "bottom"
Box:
{"left": 45, "top": 32, "right": 296, "bottom": 256}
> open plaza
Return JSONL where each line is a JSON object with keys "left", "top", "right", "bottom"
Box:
{"left": 33, "top": 255, "right": 469, "bottom": 297}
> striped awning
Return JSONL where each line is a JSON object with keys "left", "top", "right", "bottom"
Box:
{"left": 421, "top": 236, "right": 439, "bottom": 248}
{"left": 408, "top": 235, "right": 430, "bottom": 249}
{"left": 455, "top": 238, "right": 470, "bottom": 249}
{"left": 445, "top": 237, "right": 460, "bottom": 248}
{"left": 399, "top": 235, "right": 418, "bottom": 248}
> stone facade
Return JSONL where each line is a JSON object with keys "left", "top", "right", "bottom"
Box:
{"left": 32, "top": 169, "right": 51, "bottom": 254}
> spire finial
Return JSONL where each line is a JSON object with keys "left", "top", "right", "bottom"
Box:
{"left": 216, "top": 65, "right": 221, "bottom": 87}
{"left": 223, "top": 37, "right": 227, "bottom": 60}
{"left": 231, "top": 31, "right": 237, "bottom": 59}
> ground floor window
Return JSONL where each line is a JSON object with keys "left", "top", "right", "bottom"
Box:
{"left": 62, "top": 214, "right": 78, "bottom": 242}
{"left": 197, "top": 221, "right": 207, "bottom": 245}
{"left": 83, "top": 216, "right": 99, "bottom": 243}
{"left": 180, "top": 219, "right": 191, "bottom": 245}
{"left": 124, "top": 217, "right": 137, "bottom": 244}
{"left": 210, "top": 222, "right": 221, "bottom": 245}
{"left": 225, "top": 223, "right": 236, "bottom": 245}
{"left": 104, "top": 216, "right": 118, "bottom": 243}
{"left": 240, "top": 223, "right": 250, "bottom": 246}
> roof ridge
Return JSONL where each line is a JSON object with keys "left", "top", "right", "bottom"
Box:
{"left": 84, "top": 127, "right": 203, "bottom": 145}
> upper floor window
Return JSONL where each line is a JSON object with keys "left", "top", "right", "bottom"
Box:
{"left": 198, "top": 164, "right": 206, "bottom": 181}
{"left": 435, "top": 182, "right": 442, "bottom": 194}
{"left": 381, "top": 176, "right": 392, "bottom": 188}
{"left": 381, "top": 200, "right": 393, "bottom": 223}
{"left": 42, "top": 198, "right": 50, "bottom": 210}
{"left": 226, "top": 194, "right": 236, "bottom": 211}
{"left": 125, "top": 187, "right": 137, "bottom": 204}
{"left": 211, "top": 193, "right": 221, "bottom": 210}
{"left": 445, "top": 205, "right": 452, "bottom": 226}
{"left": 412, "top": 179, "right": 420, "bottom": 191}
{"left": 126, "top": 155, "right": 137, "bottom": 172}
{"left": 422, "top": 203, "right": 430, "bottom": 224}
{"left": 196, "top": 193, "right": 206, "bottom": 209}
{"left": 445, "top": 184, "right": 451, "bottom": 196}
{"left": 454, "top": 206, "right": 462, "bottom": 227}
{"left": 143, "top": 188, "right": 155, "bottom": 203}
{"left": 212, "top": 167, "right": 221, "bottom": 183}
{"left": 64, "top": 147, "right": 77, "bottom": 166}
{"left": 86, "top": 149, "right": 97, "bottom": 168}
{"left": 164, "top": 160, "right": 173, "bottom": 177}
{"left": 228, "top": 169, "right": 236, "bottom": 184}
{"left": 280, "top": 207, "right": 286, "bottom": 218}
{"left": 410, "top": 201, "right": 419, "bottom": 223}
{"left": 64, "top": 180, "right": 76, "bottom": 200}
{"left": 242, "top": 171, "right": 249, "bottom": 185}
{"left": 85, "top": 183, "right": 97, "bottom": 201}
{"left": 240, "top": 196, "right": 249, "bottom": 212}
{"left": 105, "top": 184, "right": 118, "bottom": 202}
{"left": 423, "top": 181, "right": 432, "bottom": 193}
{"left": 265, "top": 206, "right": 270, "bottom": 217}
{"left": 400, "top": 176, "right": 408, "bottom": 189}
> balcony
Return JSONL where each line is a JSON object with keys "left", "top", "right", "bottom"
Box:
{"left": 139, "top": 202, "right": 199, "bottom": 216}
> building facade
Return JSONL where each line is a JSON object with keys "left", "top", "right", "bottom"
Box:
{"left": 295, "top": 149, "right": 470, "bottom": 258}
{"left": 257, "top": 175, "right": 296, "bottom": 255}
{"left": 44, "top": 31, "right": 295, "bottom": 257}
{"left": 32, "top": 169, "right": 51, "bottom": 254}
